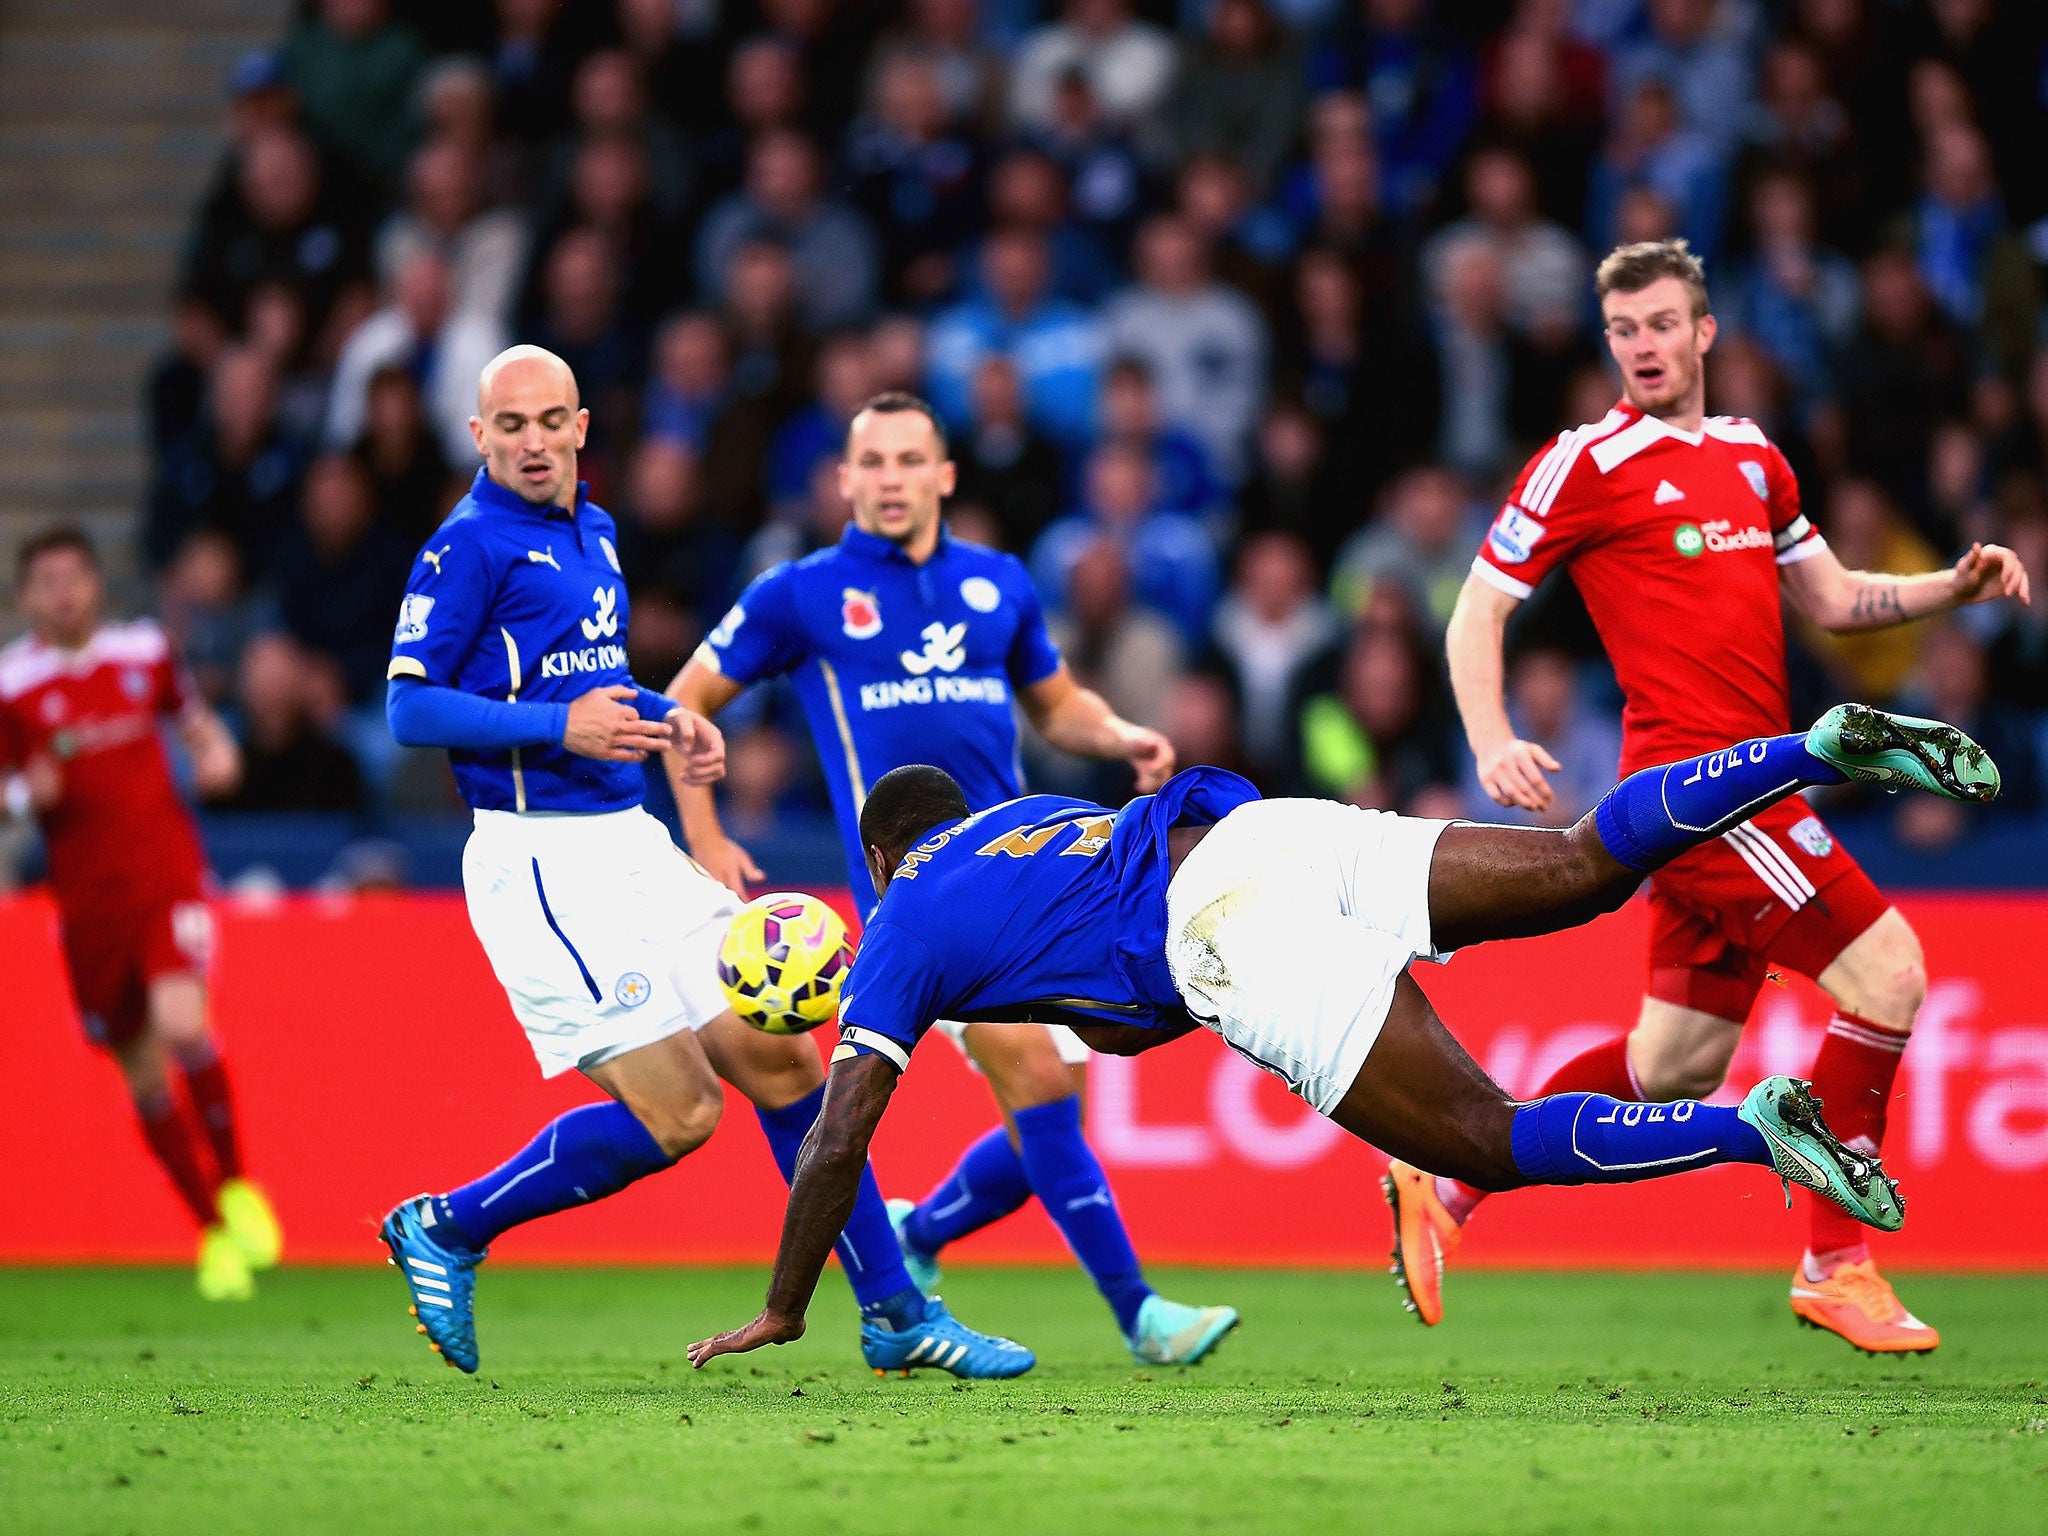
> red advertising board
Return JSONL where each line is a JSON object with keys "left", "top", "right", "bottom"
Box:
{"left": 1, "top": 890, "right": 2043, "bottom": 1268}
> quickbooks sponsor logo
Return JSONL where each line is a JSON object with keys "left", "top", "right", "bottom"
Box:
{"left": 1677, "top": 519, "right": 1774, "bottom": 556}
{"left": 1674, "top": 523, "right": 1705, "bottom": 557}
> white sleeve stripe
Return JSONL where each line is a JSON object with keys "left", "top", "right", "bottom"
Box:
{"left": 1776, "top": 534, "right": 1828, "bottom": 566}
{"left": 837, "top": 1026, "right": 910, "bottom": 1071}
{"left": 1772, "top": 515, "right": 1812, "bottom": 550}
{"left": 1522, "top": 430, "right": 1583, "bottom": 514}
{"left": 1469, "top": 557, "right": 1533, "bottom": 600}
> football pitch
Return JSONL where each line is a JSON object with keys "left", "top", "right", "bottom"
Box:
{"left": 2, "top": 1267, "right": 2043, "bottom": 1536}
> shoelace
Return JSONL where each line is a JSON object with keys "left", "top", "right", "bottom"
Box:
{"left": 1826, "top": 1262, "right": 1903, "bottom": 1321}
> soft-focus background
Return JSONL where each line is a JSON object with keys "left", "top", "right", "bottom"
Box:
{"left": 7, "top": 0, "right": 2048, "bottom": 891}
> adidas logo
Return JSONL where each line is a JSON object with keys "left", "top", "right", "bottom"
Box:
{"left": 1654, "top": 480, "right": 1686, "bottom": 505}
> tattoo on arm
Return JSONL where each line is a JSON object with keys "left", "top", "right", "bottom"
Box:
{"left": 1848, "top": 580, "right": 1904, "bottom": 627}
{"left": 762, "top": 1052, "right": 899, "bottom": 1319}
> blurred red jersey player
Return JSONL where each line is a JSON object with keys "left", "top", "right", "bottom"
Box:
{"left": 1432, "top": 241, "right": 2028, "bottom": 1354}
{"left": 0, "top": 528, "right": 282, "bottom": 1299}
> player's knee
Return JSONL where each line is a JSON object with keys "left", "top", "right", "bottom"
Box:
{"left": 1861, "top": 935, "right": 1927, "bottom": 1030}
{"left": 640, "top": 1090, "right": 722, "bottom": 1160}
{"left": 1629, "top": 1033, "right": 1735, "bottom": 1102}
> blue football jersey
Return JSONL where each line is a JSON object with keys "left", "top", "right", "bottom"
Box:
{"left": 701, "top": 524, "right": 1063, "bottom": 908}
{"left": 835, "top": 767, "right": 1260, "bottom": 1069}
{"left": 387, "top": 468, "right": 644, "bottom": 814}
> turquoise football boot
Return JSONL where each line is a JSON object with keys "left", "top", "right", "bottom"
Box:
{"left": 380, "top": 1196, "right": 484, "bottom": 1372}
{"left": 861, "top": 1299, "right": 1035, "bottom": 1379}
{"left": 1806, "top": 704, "right": 2000, "bottom": 802}
{"left": 1127, "top": 1295, "right": 1240, "bottom": 1365}
{"left": 885, "top": 1197, "right": 943, "bottom": 1294}
{"left": 1738, "top": 1077, "right": 1904, "bottom": 1233}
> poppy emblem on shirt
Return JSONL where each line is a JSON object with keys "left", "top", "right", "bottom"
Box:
{"left": 842, "top": 587, "right": 883, "bottom": 640}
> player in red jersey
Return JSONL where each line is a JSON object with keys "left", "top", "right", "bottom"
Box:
{"left": 1413, "top": 242, "right": 2029, "bottom": 1353}
{"left": 0, "top": 529, "right": 282, "bottom": 1299}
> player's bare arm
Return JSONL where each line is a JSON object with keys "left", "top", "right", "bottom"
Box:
{"left": 562, "top": 683, "right": 676, "bottom": 762}
{"left": 175, "top": 701, "right": 242, "bottom": 800}
{"left": 1020, "top": 665, "right": 1175, "bottom": 791}
{"left": 1446, "top": 572, "right": 1559, "bottom": 813}
{"left": 1781, "top": 541, "right": 2032, "bottom": 632}
{"left": 662, "top": 656, "right": 759, "bottom": 895}
{"left": 687, "top": 1050, "right": 901, "bottom": 1366}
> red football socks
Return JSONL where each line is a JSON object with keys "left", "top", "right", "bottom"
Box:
{"left": 1805, "top": 1010, "right": 1907, "bottom": 1262}
{"left": 178, "top": 1046, "right": 245, "bottom": 1182}
{"left": 136, "top": 1090, "right": 221, "bottom": 1228}
{"left": 1439, "top": 1035, "right": 1643, "bottom": 1223}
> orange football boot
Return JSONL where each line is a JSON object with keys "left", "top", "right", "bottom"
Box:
{"left": 1790, "top": 1259, "right": 1940, "bottom": 1355}
{"left": 1382, "top": 1160, "right": 1461, "bottom": 1325}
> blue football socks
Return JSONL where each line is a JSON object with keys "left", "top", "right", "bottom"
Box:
{"left": 1592, "top": 733, "right": 1846, "bottom": 872}
{"left": 756, "top": 1086, "right": 928, "bottom": 1332}
{"left": 1012, "top": 1096, "right": 1153, "bottom": 1336}
{"left": 902, "top": 1126, "right": 1034, "bottom": 1264}
{"left": 1509, "top": 1093, "right": 1771, "bottom": 1185}
{"left": 435, "top": 1101, "right": 676, "bottom": 1251}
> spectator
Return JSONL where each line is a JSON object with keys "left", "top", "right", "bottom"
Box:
{"left": 1047, "top": 537, "right": 1184, "bottom": 733}
{"left": 1159, "top": 670, "right": 1258, "bottom": 785}
{"left": 768, "top": 333, "right": 877, "bottom": 507}
{"left": 867, "top": 313, "right": 928, "bottom": 395}
{"left": 1426, "top": 236, "right": 1566, "bottom": 483}
{"left": 1460, "top": 646, "right": 1621, "bottom": 827}
{"left": 951, "top": 355, "right": 1065, "bottom": 551}
{"left": 149, "top": 345, "right": 304, "bottom": 572}
{"left": 642, "top": 312, "right": 730, "bottom": 453}
{"left": 842, "top": 52, "right": 988, "bottom": 305}
{"left": 613, "top": 438, "right": 739, "bottom": 625}
{"left": 544, "top": 48, "right": 695, "bottom": 225}
{"left": 1424, "top": 144, "right": 1587, "bottom": 343}
{"left": 927, "top": 226, "right": 1104, "bottom": 450}
{"left": 181, "top": 124, "right": 372, "bottom": 344}
{"left": 1838, "top": 247, "right": 1976, "bottom": 531}
{"left": 224, "top": 635, "right": 366, "bottom": 812}
{"left": 693, "top": 37, "right": 810, "bottom": 210}
{"left": 376, "top": 138, "right": 528, "bottom": 323}
{"left": 527, "top": 229, "right": 641, "bottom": 436}
{"left": 1174, "top": 154, "right": 1288, "bottom": 317}
{"left": 1102, "top": 215, "right": 1269, "bottom": 480}
{"left": 1295, "top": 617, "right": 1460, "bottom": 813}
{"left": 1238, "top": 400, "right": 1341, "bottom": 566}
{"left": 721, "top": 726, "right": 804, "bottom": 842}
{"left": 1610, "top": 0, "right": 1755, "bottom": 155}
{"left": 713, "top": 241, "right": 815, "bottom": 508}
{"left": 1981, "top": 511, "right": 2048, "bottom": 710}
{"left": 527, "top": 131, "right": 689, "bottom": 327}
{"left": 1586, "top": 78, "right": 1728, "bottom": 263}
{"left": 149, "top": 295, "right": 231, "bottom": 459}
{"left": 1478, "top": 23, "right": 1601, "bottom": 228}
{"left": 739, "top": 455, "right": 856, "bottom": 585}
{"left": 1030, "top": 440, "right": 1219, "bottom": 643}
{"left": 1718, "top": 167, "right": 1860, "bottom": 414}
{"left": 1330, "top": 464, "right": 1486, "bottom": 633}
{"left": 973, "top": 149, "right": 1118, "bottom": 304}
{"left": 324, "top": 251, "right": 506, "bottom": 466}
{"left": 696, "top": 129, "right": 880, "bottom": 331}
{"left": 1008, "top": 0, "right": 1176, "bottom": 136}
{"left": 1209, "top": 531, "right": 1340, "bottom": 774}
{"left": 1889, "top": 120, "right": 2038, "bottom": 379}
{"left": 1926, "top": 417, "right": 1995, "bottom": 553}
{"left": 1741, "top": 38, "right": 1864, "bottom": 248}
{"left": 1163, "top": 0, "right": 1304, "bottom": 192}
{"left": 157, "top": 531, "right": 260, "bottom": 708}
{"left": 1798, "top": 478, "right": 1943, "bottom": 702}
{"left": 866, "top": 0, "right": 1008, "bottom": 135}
{"left": 352, "top": 365, "right": 454, "bottom": 542}
{"left": 281, "top": 0, "right": 429, "bottom": 187}
{"left": 1023, "top": 66, "right": 1150, "bottom": 257}
{"left": 1097, "top": 357, "right": 1222, "bottom": 522}
{"left": 241, "top": 281, "right": 328, "bottom": 449}
{"left": 489, "top": 0, "right": 582, "bottom": 145}
{"left": 272, "top": 455, "right": 411, "bottom": 704}
{"left": 1892, "top": 619, "right": 2042, "bottom": 850}
{"left": 1309, "top": 0, "right": 1478, "bottom": 218}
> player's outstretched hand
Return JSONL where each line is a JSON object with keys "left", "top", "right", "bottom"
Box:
{"left": 696, "top": 833, "right": 764, "bottom": 898}
{"left": 665, "top": 706, "right": 727, "bottom": 784}
{"left": 564, "top": 684, "right": 673, "bottom": 761}
{"left": 1478, "top": 738, "right": 1560, "bottom": 813}
{"left": 1124, "top": 725, "right": 1176, "bottom": 792}
{"left": 1951, "top": 542, "right": 2031, "bottom": 608}
{"left": 687, "top": 1309, "right": 806, "bottom": 1368}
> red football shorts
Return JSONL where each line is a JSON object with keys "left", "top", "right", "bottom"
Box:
{"left": 1645, "top": 797, "right": 1890, "bottom": 1023}
{"left": 60, "top": 896, "right": 216, "bottom": 1051}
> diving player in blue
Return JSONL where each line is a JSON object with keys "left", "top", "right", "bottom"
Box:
{"left": 665, "top": 393, "right": 1238, "bottom": 1365}
{"left": 375, "top": 346, "right": 1030, "bottom": 1380}
{"left": 684, "top": 699, "right": 2003, "bottom": 1365}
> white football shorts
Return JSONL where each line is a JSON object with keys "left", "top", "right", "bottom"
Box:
{"left": 1164, "top": 798, "right": 1453, "bottom": 1115}
{"left": 931, "top": 1017, "right": 1092, "bottom": 1070}
{"left": 463, "top": 806, "right": 739, "bottom": 1078}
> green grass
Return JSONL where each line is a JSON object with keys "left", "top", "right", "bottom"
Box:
{"left": 1, "top": 1267, "right": 2044, "bottom": 1536}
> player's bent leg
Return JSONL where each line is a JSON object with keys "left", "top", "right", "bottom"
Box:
{"left": 147, "top": 975, "right": 280, "bottom": 1270}
{"left": 1626, "top": 999, "right": 1746, "bottom": 1102}
{"left": 114, "top": 1025, "right": 246, "bottom": 1299}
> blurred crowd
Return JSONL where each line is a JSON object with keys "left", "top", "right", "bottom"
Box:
{"left": 140, "top": 0, "right": 2048, "bottom": 858}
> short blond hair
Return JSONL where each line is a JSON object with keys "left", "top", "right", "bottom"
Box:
{"left": 1595, "top": 239, "right": 1710, "bottom": 319}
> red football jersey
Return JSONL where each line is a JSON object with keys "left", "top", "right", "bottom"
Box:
{"left": 1472, "top": 402, "right": 1826, "bottom": 775}
{"left": 0, "top": 620, "right": 208, "bottom": 909}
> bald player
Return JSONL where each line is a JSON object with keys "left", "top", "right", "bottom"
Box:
{"left": 377, "top": 348, "right": 1032, "bottom": 1381}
